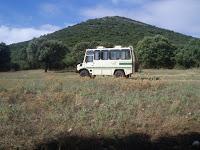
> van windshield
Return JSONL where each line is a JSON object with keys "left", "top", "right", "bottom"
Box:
{"left": 86, "top": 50, "right": 94, "bottom": 55}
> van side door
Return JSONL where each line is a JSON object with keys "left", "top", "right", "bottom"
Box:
{"left": 93, "top": 50, "right": 102, "bottom": 75}
{"left": 101, "top": 49, "right": 113, "bottom": 75}
{"left": 85, "top": 50, "right": 94, "bottom": 75}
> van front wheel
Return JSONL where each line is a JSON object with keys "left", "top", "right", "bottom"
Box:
{"left": 80, "top": 70, "right": 90, "bottom": 77}
{"left": 114, "top": 70, "right": 125, "bottom": 78}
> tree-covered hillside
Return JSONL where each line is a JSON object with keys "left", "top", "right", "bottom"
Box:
{"left": 10, "top": 16, "right": 194, "bottom": 51}
{"left": 7, "top": 16, "right": 199, "bottom": 70}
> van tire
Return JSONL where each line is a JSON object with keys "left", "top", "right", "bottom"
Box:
{"left": 80, "top": 70, "right": 90, "bottom": 77}
{"left": 114, "top": 70, "right": 125, "bottom": 78}
{"left": 91, "top": 75, "right": 96, "bottom": 79}
{"left": 126, "top": 74, "right": 131, "bottom": 78}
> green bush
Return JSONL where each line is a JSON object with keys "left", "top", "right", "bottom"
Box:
{"left": 175, "top": 39, "right": 200, "bottom": 68}
{"left": 136, "top": 35, "right": 176, "bottom": 69}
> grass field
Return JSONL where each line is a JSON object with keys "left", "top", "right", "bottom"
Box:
{"left": 0, "top": 69, "right": 200, "bottom": 149}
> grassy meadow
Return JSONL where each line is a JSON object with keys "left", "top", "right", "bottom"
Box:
{"left": 0, "top": 69, "right": 200, "bottom": 149}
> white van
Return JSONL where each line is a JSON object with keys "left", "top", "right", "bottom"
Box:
{"left": 76, "top": 46, "right": 139, "bottom": 78}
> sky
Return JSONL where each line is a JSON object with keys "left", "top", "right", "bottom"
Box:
{"left": 0, "top": 0, "right": 200, "bottom": 44}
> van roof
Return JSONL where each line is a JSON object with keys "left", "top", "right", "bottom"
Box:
{"left": 86, "top": 47, "right": 132, "bottom": 51}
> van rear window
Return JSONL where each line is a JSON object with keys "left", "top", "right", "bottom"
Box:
{"left": 121, "top": 49, "right": 131, "bottom": 60}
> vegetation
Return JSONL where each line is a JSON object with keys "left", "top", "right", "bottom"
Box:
{"left": 37, "top": 40, "right": 68, "bottom": 72}
{"left": 10, "top": 16, "right": 193, "bottom": 49}
{"left": 175, "top": 39, "right": 200, "bottom": 68}
{"left": 26, "top": 38, "right": 43, "bottom": 69}
{"left": 11, "top": 39, "right": 68, "bottom": 72}
{"left": 0, "top": 43, "right": 10, "bottom": 71}
{"left": 0, "top": 69, "right": 199, "bottom": 149}
{"left": 136, "top": 35, "right": 176, "bottom": 68}
{"left": 8, "top": 16, "right": 199, "bottom": 70}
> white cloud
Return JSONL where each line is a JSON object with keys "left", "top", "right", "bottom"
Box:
{"left": 0, "top": 24, "right": 60, "bottom": 44}
{"left": 137, "top": 0, "right": 200, "bottom": 35}
{"left": 81, "top": 0, "right": 200, "bottom": 37}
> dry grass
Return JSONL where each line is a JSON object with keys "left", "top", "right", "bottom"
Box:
{"left": 0, "top": 69, "right": 199, "bottom": 149}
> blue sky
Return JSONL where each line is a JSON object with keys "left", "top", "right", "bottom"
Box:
{"left": 0, "top": 0, "right": 200, "bottom": 44}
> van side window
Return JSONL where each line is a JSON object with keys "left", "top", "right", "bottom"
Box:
{"left": 110, "top": 50, "right": 121, "bottom": 60}
{"left": 86, "top": 56, "right": 93, "bottom": 63}
{"left": 121, "top": 49, "right": 131, "bottom": 60}
{"left": 94, "top": 50, "right": 100, "bottom": 60}
{"left": 101, "top": 50, "right": 109, "bottom": 60}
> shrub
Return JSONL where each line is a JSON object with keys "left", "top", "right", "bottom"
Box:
{"left": 175, "top": 39, "right": 200, "bottom": 68}
{"left": 136, "top": 35, "right": 176, "bottom": 69}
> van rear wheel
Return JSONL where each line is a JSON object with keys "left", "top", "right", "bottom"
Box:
{"left": 80, "top": 70, "right": 90, "bottom": 77}
{"left": 114, "top": 70, "right": 125, "bottom": 78}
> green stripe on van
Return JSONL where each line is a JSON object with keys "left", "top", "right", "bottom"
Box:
{"left": 87, "top": 66, "right": 132, "bottom": 69}
{"left": 119, "top": 63, "right": 132, "bottom": 65}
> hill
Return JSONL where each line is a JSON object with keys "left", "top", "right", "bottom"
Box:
{"left": 10, "top": 16, "right": 195, "bottom": 51}
{"left": 8, "top": 16, "right": 199, "bottom": 70}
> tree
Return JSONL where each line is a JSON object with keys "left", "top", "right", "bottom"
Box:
{"left": 136, "top": 35, "right": 176, "bottom": 68}
{"left": 0, "top": 43, "right": 10, "bottom": 71}
{"left": 10, "top": 42, "right": 30, "bottom": 70}
{"left": 72, "top": 42, "right": 91, "bottom": 65}
{"left": 175, "top": 39, "right": 200, "bottom": 68}
{"left": 11, "top": 47, "right": 30, "bottom": 70}
{"left": 26, "top": 38, "right": 69, "bottom": 71}
{"left": 38, "top": 40, "right": 68, "bottom": 72}
{"left": 26, "top": 38, "right": 45, "bottom": 69}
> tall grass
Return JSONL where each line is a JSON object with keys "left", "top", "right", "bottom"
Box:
{"left": 0, "top": 70, "right": 199, "bottom": 149}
